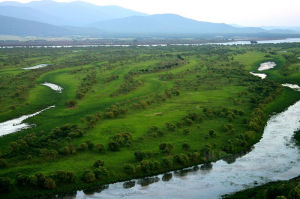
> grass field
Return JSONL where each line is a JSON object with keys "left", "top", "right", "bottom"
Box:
{"left": 0, "top": 44, "right": 299, "bottom": 198}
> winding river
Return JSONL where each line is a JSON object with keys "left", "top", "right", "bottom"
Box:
{"left": 42, "top": 82, "right": 63, "bottom": 93}
{"left": 0, "top": 83, "right": 62, "bottom": 136}
{"left": 72, "top": 99, "right": 300, "bottom": 199}
{"left": 0, "top": 105, "right": 55, "bottom": 136}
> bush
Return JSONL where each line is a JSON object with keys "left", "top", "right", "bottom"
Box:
{"left": 134, "top": 151, "right": 153, "bottom": 161}
{"left": 78, "top": 143, "right": 88, "bottom": 151}
{"left": 59, "top": 146, "right": 70, "bottom": 155}
{"left": 0, "top": 158, "right": 7, "bottom": 168}
{"left": 108, "top": 141, "right": 119, "bottom": 151}
{"left": 16, "top": 174, "right": 29, "bottom": 187}
{"left": 96, "top": 144, "right": 105, "bottom": 153}
{"left": 93, "top": 160, "right": 104, "bottom": 168}
{"left": 0, "top": 177, "right": 11, "bottom": 193}
{"left": 43, "top": 178, "right": 56, "bottom": 189}
{"left": 161, "top": 157, "right": 173, "bottom": 168}
{"left": 94, "top": 167, "right": 108, "bottom": 179}
{"left": 35, "top": 173, "right": 46, "bottom": 187}
{"left": 82, "top": 171, "right": 96, "bottom": 183}
{"left": 159, "top": 143, "right": 173, "bottom": 154}
{"left": 173, "top": 153, "right": 189, "bottom": 165}
{"left": 209, "top": 129, "right": 216, "bottom": 138}
{"left": 65, "top": 100, "right": 77, "bottom": 108}
{"left": 55, "top": 171, "right": 75, "bottom": 183}
{"left": 123, "top": 164, "right": 135, "bottom": 175}
{"left": 85, "top": 140, "right": 94, "bottom": 150}
{"left": 165, "top": 122, "right": 176, "bottom": 131}
{"left": 182, "top": 143, "right": 190, "bottom": 151}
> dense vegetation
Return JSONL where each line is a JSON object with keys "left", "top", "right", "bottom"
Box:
{"left": 0, "top": 44, "right": 299, "bottom": 198}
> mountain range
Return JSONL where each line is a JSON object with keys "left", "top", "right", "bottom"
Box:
{"left": 0, "top": 0, "right": 299, "bottom": 38}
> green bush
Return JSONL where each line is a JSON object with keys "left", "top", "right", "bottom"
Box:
{"left": 0, "top": 177, "right": 11, "bottom": 193}
{"left": 93, "top": 160, "right": 104, "bottom": 168}
{"left": 82, "top": 171, "right": 96, "bottom": 183}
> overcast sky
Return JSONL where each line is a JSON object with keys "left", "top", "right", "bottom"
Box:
{"left": 1, "top": 0, "right": 300, "bottom": 27}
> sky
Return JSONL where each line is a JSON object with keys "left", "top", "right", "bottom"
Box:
{"left": 1, "top": 0, "right": 300, "bottom": 27}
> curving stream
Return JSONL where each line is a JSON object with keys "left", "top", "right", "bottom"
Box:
{"left": 0, "top": 82, "right": 62, "bottom": 136}
{"left": 73, "top": 100, "right": 300, "bottom": 199}
{"left": 42, "top": 82, "right": 63, "bottom": 93}
{"left": 0, "top": 105, "right": 55, "bottom": 136}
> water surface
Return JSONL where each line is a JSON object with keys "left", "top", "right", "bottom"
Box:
{"left": 73, "top": 99, "right": 300, "bottom": 199}
{"left": 258, "top": 61, "right": 276, "bottom": 71}
{"left": 249, "top": 72, "right": 267, "bottom": 79}
{"left": 0, "top": 106, "right": 55, "bottom": 136}
{"left": 42, "top": 82, "right": 63, "bottom": 93}
{"left": 22, "top": 64, "right": 49, "bottom": 70}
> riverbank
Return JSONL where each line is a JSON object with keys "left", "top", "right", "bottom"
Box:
{"left": 0, "top": 44, "right": 300, "bottom": 199}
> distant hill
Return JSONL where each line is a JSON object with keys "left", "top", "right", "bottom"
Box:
{"left": 0, "top": 0, "right": 147, "bottom": 26}
{"left": 0, "top": 15, "right": 78, "bottom": 36}
{"left": 91, "top": 14, "right": 265, "bottom": 34}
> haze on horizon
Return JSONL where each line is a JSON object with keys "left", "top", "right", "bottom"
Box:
{"left": 0, "top": 0, "right": 299, "bottom": 27}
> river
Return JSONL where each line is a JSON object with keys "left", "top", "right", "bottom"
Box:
{"left": 0, "top": 38, "right": 300, "bottom": 48}
{"left": 72, "top": 99, "right": 300, "bottom": 199}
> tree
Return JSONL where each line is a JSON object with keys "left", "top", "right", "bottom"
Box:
{"left": 0, "top": 158, "right": 7, "bottom": 168}
{"left": 96, "top": 144, "right": 105, "bottom": 153}
{"left": 78, "top": 143, "right": 88, "bottom": 151}
{"left": 43, "top": 178, "right": 56, "bottom": 189}
{"left": 159, "top": 143, "right": 173, "bottom": 154}
{"left": 65, "top": 100, "right": 77, "bottom": 108}
{"left": 182, "top": 143, "right": 190, "bottom": 151}
{"left": 209, "top": 129, "right": 216, "bottom": 138}
{"left": 123, "top": 164, "right": 135, "bottom": 175}
{"left": 85, "top": 140, "right": 94, "bottom": 150}
{"left": 94, "top": 167, "right": 108, "bottom": 179}
{"left": 82, "top": 171, "right": 96, "bottom": 183}
{"left": 93, "top": 160, "right": 104, "bottom": 168}
{"left": 55, "top": 171, "right": 75, "bottom": 183}
{"left": 0, "top": 177, "right": 11, "bottom": 193}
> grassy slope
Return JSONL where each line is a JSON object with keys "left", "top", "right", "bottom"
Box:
{"left": 0, "top": 45, "right": 299, "bottom": 198}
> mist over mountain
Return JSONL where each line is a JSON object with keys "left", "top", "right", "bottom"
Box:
{"left": 91, "top": 14, "right": 265, "bottom": 34}
{"left": 0, "top": 0, "right": 298, "bottom": 38}
{"left": 0, "top": 0, "right": 147, "bottom": 26}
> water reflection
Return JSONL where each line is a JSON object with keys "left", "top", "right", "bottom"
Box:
{"left": 73, "top": 100, "right": 300, "bottom": 199}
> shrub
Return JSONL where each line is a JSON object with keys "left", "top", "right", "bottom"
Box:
{"left": 173, "top": 153, "right": 189, "bottom": 165}
{"left": 159, "top": 143, "right": 173, "bottom": 154}
{"left": 55, "top": 171, "right": 75, "bottom": 183}
{"left": 209, "top": 129, "right": 216, "bottom": 138}
{"left": 65, "top": 100, "right": 77, "bottom": 108}
{"left": 96, "top": 144, "right": 105, "bottom": 153}
{"left": 0, "top": 177, "right": 11, "bottom": 193}
{"left": 16, "top": 174, "right": 29, "bottom": 187}
{"left": 0, "top": 158, "right": 7, "bottom": 168}
{"left": 108, "top": 132, "right": 133, "bottom": 151}
{"left": 161, "top": 157, "right": 173, "bottom": 168}
{"left": 165, "top": 122, "right": 176, "bottom": 131}
{"left": 85, "top": 140, "right": 94, "bottom": 150}
{"left": 183, "top": 128, "right": 190, "bottom": 135}
{"left": 43, "top": 178, "right": 56, "bottom": 189}
{"left": 28, "top": 176, "right": 38, "bottom": 186}
{"left": 123, "top": 164, "right": 135, "bottom": 175}
{"left": 94, "top": 167, "right": 108, "bottom": 179}
{"left": 93, "top": 160, "right": 104, "bottom": 168}
{"left": 108, "top": 141, "right": 119, "bottom": 151}
{"left": 59, "top": 146, "right": 70, "bottom": 155}
{"left": 82, "top": 171, "right": 96, "bottom": 183}
{"left": 182, "top": 143, "right": 190, "bottom": 151}
{"left": 78, "top": 143, "right": 88, "bottom": 151}
{"left": 35, "top": 173, "right": 46, "bottom": 187}
{"left": 134, "top": 151, "right": 153, "bottom": 161}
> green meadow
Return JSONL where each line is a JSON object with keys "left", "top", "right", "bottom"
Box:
{"left": 0, "top": 44, "right": 300, "bottom": 198}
